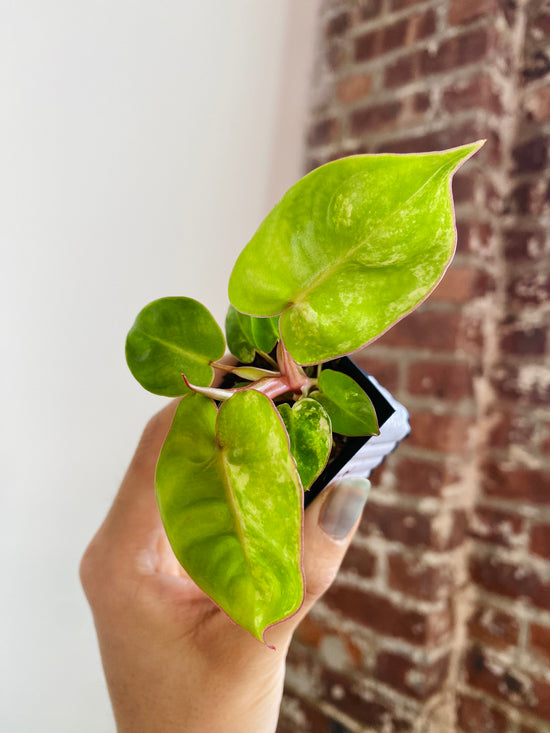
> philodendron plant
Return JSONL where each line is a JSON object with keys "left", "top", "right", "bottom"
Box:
{"left": 126, "top": 141, "right": 483, "bottom": 643}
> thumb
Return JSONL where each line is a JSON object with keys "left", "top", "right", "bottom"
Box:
{"left": 268, "top": 477, "right": 370, "bottom": 647}
{"left": 301, "top": 477, "right": 371, "bottom": 607}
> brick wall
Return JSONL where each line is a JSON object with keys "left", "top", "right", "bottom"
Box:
{"left": 277, "top": 1, "right": 550, "bottom": 732}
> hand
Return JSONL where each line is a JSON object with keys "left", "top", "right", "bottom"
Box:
{"left": 80, "top": 398, "right": 370, "bottom": 733}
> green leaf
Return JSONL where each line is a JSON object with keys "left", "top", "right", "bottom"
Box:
{"left": 278, "top": 399, "right": 332, "bottom": 490}
{"left": 126, "top": 297, "right": 225, "bottom": 396}
{"left": 228, "top": 142, "right": 484, "bottom": 364}
{"left": 311, "top": 369, "right": 379, "bottom": 437}
{"left": 155, "top": 392, "right": 303, "bottom": 642}
{"left": 225, "top": 305, "right": 279, "bottom": 363}
{"left": 250, "top": 314, "right": 280, "bottom": 354}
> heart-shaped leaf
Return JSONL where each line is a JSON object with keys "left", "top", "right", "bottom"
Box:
{"left": 155, "top": 391, "right": 303, "bottom": 642}
{"left": 126, "top": 297, "right": 225, "bottom": 396}
{"left": 228, "top": 142, "right": 483, "bottom": 364}
{"left": 311, "top": 369, "right": 379, "bottom": 436}
{"left": 278, "top": 398, "right": 332, "bottom": 490}
{"left": 225, "top": 305, "right": 279, "bottom": 363}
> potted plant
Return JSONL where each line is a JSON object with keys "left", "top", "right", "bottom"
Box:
{"left": 125, "top": 141, "right": 483, "bottom": 643}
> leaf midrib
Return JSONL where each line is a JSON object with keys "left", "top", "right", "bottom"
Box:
{"left": 136, "top": 327, "right": 213, "bottom": 366}
{"left": 291, "top": 156, "right": 458, "bottom": 306}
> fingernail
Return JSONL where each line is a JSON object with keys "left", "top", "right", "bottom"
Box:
{"left": 319, "top": 477, "right": 371, "bottom": 540}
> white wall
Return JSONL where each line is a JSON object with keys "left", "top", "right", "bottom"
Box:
{"left": 0, "top": 2, "right": 318, "bottom": 730}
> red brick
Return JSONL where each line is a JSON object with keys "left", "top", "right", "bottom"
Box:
{"left": 456, "top": 694, "right": 508, "bottom": 733}
{"left": 376, "top": 650, "right": 450, "bottom": 700}
{"left": 362, "top": 501, "right": 467, "bottom": 550}
{"left": 470, "top": 555, "right": 550, "bottom": 610}
{"left": 307, "top": 118, "right": 340, "bottom": 147}
{"left": 468, "top": 603, "right": 520, "bottom": 649}
{"left": 469, "top": 506, "right": 524, "bottom": 548}
{"left": 326, "top": 12, "right": 350, "bottom": 37}
{"left": 530, "top": 623, "right": 550, "bottom": 665}
{"left": 511, "top": 179, "right": 550, "bottom": 217}
{"left": 350, "top": 100, "right": 402, "bottom": 135}
{"left": 340, "top": 543, "right": 377, "bottom": 578}
{"left": 453, "top": 177, "right": 476, "bottom": 206}
{"left": 379, "top": 310, "right": 461, "bottom": 351}
{"left": 540, "top": 422, "right": 550, "bottom": 457}
{"left": 321, "top": 668, "right": 408, "bottom": 729}
{"left": 336, "top": 73, "right": 372, "bottom": 104}
{"left": 388, "top": 553, "right": 453, "bottom": 601}
{"left": 408, "top": 412, "right": 472, "bottom": 454}
{"left": 361, "top": 502, "right": 432, "bottom": 547}
{"left": 413, "top": 91, "right": 430, "bottom": 113}
{"left": 530, "top": 524, "right": 550, "bottom": 560}
{"left": 448, "top": 0, "right": 499, "bottom": 26}
{"left": 376, "top": 121, "right": 485, "bottom": 155}
{"left": 383, "top": 17, "right": 408, "bottom": 53}
{"left": 432, "top": 266, "right": 494, "bottom": 303}
{"left": 503, "top": 228, "right": 546, "bottom": 260}
{"left": 407, "top": 360, "right": 473, "bottom": 400}
{"left": 525, "top": 84, "right": 550, "bottom": 123}
{"left": 443, "top": 75, "right": 503, "bottom": 114}
{"left": 508, "top": 270, "right": 550, "bottom": 307}
{"left": 486, "top": 411, "right": 535, "bottom": 448}
{"left": 493, "top": 362, "right": 550, "bottom": 406}
{"left": 385, "top": 53, "right": 419, "bottom": 88}
{"left": 406, "top": 9, "right": 436, "bottom": 44}
{"left": 391, "top": 0, "right": 426, "bottom": 8}
{"left": 500, "top": 326, "right": 547, "bottom": 356}
{"left": 466, "top": 646, "right": 550, "bottom": 722}
{"left": 355, "top": 29, "right": 382, "bottom": 62}
{"left": 513, "top": 136, "right": 549, "bottom": 172}
{"left": 534, "top": 12, "right": 550, "bottom": 35}
{"left": 353, "top": 354, "right": 399, "bottom": 394}
{"left": 354, "top": 0, "right": 382, "bottom": 22}
{"left": 420, "top": 28, "right": 494, "bottom": 76}
{"left": 482, "top": 461, "right": 550, "bottom": 505}
{"left": 324, "top": 584, "right": 452, "bottom": 645}
{"left": 395, "top": 457, "right": 455, "bottom": 497}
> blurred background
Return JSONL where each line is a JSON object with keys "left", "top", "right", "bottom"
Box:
{"left": 1, "top": 2, "right": 318, "bottom": 731}
{"left": 2, "top": 1, "right": 550, "bottom": 732}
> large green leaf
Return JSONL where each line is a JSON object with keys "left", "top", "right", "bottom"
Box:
{"left": 311, "top": 369, "right": 379, "bottom": 436}
{"left": 278, "top": 398, "right": 332, "bottom": 489}
{"left": 225, "top": 305, "right": 279, "bottom": 363}
{"left": 228, "top": 142, "right": 483, "bottom": 364}
{"left": 126, "top": 297, "right": 225, "bottom": 396}
{"left": 155, "top": 392, "right": 303, "bottom": 642}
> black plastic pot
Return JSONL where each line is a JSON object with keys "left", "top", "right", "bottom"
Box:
{"left": 305, "top": 356, "right": 403, "bottom": 508}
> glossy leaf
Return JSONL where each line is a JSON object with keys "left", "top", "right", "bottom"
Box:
{"left": 155, "top": 391, "right": 303, "bottom": 642}
{"left": 311, "top": 369, "right": 379, "bottom": 436}
{"left": 278, "top": 399, "right": 332, "bottom": 490}
{"left": 228, "top": 142, "right": 484, "bottom": 364}
{"left": 225, "top": 305, "right": 279, "bottom": 363}
{"left": 126, "top": 297, "right": 225, "bottom": 396}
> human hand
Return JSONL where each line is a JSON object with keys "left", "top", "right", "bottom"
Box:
{"left": 80, "top": 398, "right": 370, "bottom": 733}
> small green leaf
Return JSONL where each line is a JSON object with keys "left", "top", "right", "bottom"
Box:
{"left": 228, "top": 142, "right": 484, "bottom": 364}
{"left": 278, "top": 399, "right": 332, "bottom": 489}
{"left": 126, "top": 297, "right": 225, "bottom": 396}
{"left": 225, "top": 305, "right": 255, "bottom": 363}
{"left": 311, "top": 369, "right": 379, "bottom": 437}
{"left": 155, "top": 392, "right": 303, "bottom": 642}
{"left": 251, "top": 314, "right": 280, "bottom": 354}
{"left": 225, "top": 305, "right": 279, "bottom": 363}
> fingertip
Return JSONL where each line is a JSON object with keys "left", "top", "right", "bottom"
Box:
{"left": 318, "top": 477, "right": 371, "bottom": 541}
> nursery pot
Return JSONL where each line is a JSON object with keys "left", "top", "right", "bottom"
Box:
{"left": 305, "top": 356, "right": 409, "bottom": 508}
{"left": 220, "top": 355, "right": 409, "bottom": 507}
